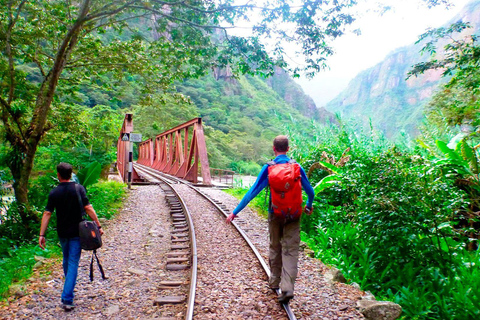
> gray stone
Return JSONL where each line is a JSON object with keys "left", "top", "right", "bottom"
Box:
{"left": 362, "top": 291, "right": 376, "bottom": 301}
{"left": 304, "top": 248, "right": 315, "bottom": 257}
{"left": 325, "top": 267, "right": 347, "bottom": 283}
{"left": 357, "top": 300, "right": 402, "bottom": 320}
{"left": 105, "top": 304, "right": 120, "bottom": 315}
{"left": 299, "top": 241, "right": 308, "bottom": 250}
{"left": 351, "top": 282, "right": 361, "bottom": 290}
{"left": 34, "top": 255, "right": 46, "bottom": 262}
{"left": 9, "top": 284, "right": 26, "bottom": 298}
{"left": 127, "top": 267, "right": 147, "bottom": 276}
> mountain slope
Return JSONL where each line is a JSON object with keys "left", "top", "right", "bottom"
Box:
{"left": 325, "top": 0, "right": 480, "bottom": 138}
{"left": 133, "top": 69, "right": 329, "bottom": 173}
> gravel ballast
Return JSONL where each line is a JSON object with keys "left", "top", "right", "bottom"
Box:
{"left": 1, "top": 184, "right": 365, "bottom": 319}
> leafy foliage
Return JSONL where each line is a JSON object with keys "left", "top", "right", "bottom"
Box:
{"left": 77, "top": 162, "right": 102, "bottom": 188}
{"left": 87, "top": 181, "right": 126, "bottom": 220}
{"left": 284, "top": 119, "right": 479, "bottom": 319}
{"left": 0, "top": 244, "right": 61, "bottom": 299}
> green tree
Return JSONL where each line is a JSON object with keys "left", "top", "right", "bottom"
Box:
{"left": 409, "top": 21, "right": 480, "bottom": 129}
{"left": 0, "top": 0, "right": 454, "bottom": 225}
{"left": 0, "top": 0, "right": 359, "bottom": 225}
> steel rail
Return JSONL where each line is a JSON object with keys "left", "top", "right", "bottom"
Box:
{"left": 134, "top": 163, "right": 297, "bottom": 320}
{"left": 133, "top": 165, "right": 197, "bottom": 320}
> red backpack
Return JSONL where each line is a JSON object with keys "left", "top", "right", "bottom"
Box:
{"left": 268, "top": 160, "right": 303, "bottom": 220}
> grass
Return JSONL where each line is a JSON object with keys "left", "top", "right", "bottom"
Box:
{"left": 0, "top": 244, "right": 62, "bottom": 299}
{"left": 224, "top": 187, "right": 269, "bottom": 218}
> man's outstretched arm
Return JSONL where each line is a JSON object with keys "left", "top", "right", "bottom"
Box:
{"left": 300, "top": 167, "right": 315, "bottom": 213}
{"left": 226, "top": 165, "right": 269, "bottom": 223}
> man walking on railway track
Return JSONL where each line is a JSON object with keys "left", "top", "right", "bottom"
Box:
{"left": 226, "top": 135, "right": 314, "bottom": 304}
{"left": 38, "top": 162, "right": 104, "bottom": 311}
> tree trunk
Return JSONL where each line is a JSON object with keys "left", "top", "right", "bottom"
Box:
{"left": 4, "top": 1, "right": 91, "bottom": 226}
{"left": 8, "top": 137, "right": 40, "bottom": 225}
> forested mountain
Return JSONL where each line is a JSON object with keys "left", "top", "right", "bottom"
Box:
{"left": 325, "top": 0, "right": 480, "bottom": 138}
{"left": 133, "top": 68, "right": 332, "bottom": 173}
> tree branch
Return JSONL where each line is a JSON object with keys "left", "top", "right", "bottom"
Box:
{"left": 139, "top": 6, "right": 234, "bottom": 30}
{"left": 6, "top": 0, "right": 28, "bottom": 104}
{"left": 64, "top": 62, "right": 133, "bottom": 69}
{"left": 87, "top": 12, "right": 152, "bottom": 33}
{"left": 0, "top": 95, "right": 27, "bottom": 144}
{"left": 29, "top": 0, "right": 91, "bottom": 141}
{"left": 85, "top": 0, "right": 137, "bottom": 22}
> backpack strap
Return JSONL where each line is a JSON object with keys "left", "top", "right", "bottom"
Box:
{"left": 74, "top": 184, "right": 86, "bottom": 220}
{"left": 267, "top": 160, "right": 276, "bottom": 166}
{"left": 89, "top": 250, "right": 106, "bottom": 281}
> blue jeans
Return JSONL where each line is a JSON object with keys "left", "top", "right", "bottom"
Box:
{"left": 59, "top": 237, "right": 82, "bottom": 305}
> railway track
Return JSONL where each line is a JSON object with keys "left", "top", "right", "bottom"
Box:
{"left": 134, "top": 163, "right": 297, "bottom": 320}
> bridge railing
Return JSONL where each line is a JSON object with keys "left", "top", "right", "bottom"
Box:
{"left": 210, "top": 168, "right": 235, "bottom": 187}
{"left": 137, "top": 118, "right": 212, "bottom": 185}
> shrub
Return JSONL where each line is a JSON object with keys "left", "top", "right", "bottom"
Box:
{"left": 87, "top": 180, "right": 126, "bottom": 219}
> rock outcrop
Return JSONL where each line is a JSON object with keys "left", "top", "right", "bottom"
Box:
{"left": 325, "top": 0, "right": 480, "bottom": 138}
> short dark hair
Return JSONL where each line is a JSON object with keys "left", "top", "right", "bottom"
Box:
{"left": 57, "top": 162, "right": 72, "bottom": 180}
{"left": 273, "top": 135, "right": 289, "bottom": 152}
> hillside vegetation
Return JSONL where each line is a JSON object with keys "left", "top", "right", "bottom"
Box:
{"left": 133, "top": 69, "right": 331, "bottom": 174}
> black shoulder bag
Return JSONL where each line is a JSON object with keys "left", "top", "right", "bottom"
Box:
{"left": 75, "top": 184, "right": 106, "bottom": 281}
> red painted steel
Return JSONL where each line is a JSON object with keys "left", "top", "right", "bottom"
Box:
{"left": 137, "top": 118, "right": 212, "bottom": 185}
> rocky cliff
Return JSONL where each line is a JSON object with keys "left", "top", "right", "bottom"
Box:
{"left": 325, "top": 0, "right": 480, "bottom": 138}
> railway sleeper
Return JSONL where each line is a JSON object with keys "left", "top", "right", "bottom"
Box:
{"left": 166, "top": 251, "right": 189, "bottom": 257}
{"left": 159, "top": 280, "right": 184, "bottom": 287}
{"left": 166, "top": 264, "right": 190, "bottom": 271}
{"left": 153, "top": 296, "right": 186, "bottom": 306}
{"left": 171, "top": 233, "right": 188, "bottom": 239}
{"left": 167, "top": 257, "right": 190, "bottom": 263}
{"left": 172, "top": 238, "right": 189, "bottom": 243}
{"left": 172, "top": 222, "right": 187, "bottom": 226}
{"left": 171, "top": 245, "right": 189, "bottom": 250}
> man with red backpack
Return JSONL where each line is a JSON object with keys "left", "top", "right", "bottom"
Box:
{"left": 226, "top": 135, "right": 314, "bottom": 304}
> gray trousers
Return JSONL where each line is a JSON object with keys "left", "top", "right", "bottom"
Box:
{"left": 268, "top": 214, "right": 300, "bottom": 293}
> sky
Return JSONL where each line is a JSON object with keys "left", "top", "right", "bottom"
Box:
{"left": 295, "top": 0, "right": 472, "bottom": 108}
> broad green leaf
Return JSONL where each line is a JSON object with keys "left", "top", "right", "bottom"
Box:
{"left": 459, "top": 139, "right": 479, "bottom": 174}
{"left": 77, "top": 162, "right": 102, "bottom": 188}
{"left": 318, "top": 161, "right": 342, "bottom": 174}
{"left": 436, "top": 140, "right": 464, "bottom": 162}
{"left": 314, "top": 175, "right": 339, "bottom": 194}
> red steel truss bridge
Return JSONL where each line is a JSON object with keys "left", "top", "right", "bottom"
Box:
{"left": 116, "top": 114, "right": 214, "bottom": 186}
